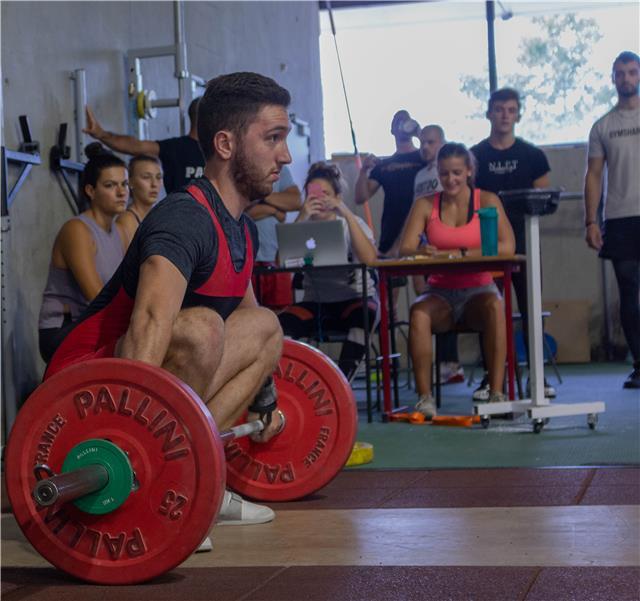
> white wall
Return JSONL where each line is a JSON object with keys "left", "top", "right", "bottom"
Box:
{"left": 1, "top": 1, "right": 325, "bottom": 424}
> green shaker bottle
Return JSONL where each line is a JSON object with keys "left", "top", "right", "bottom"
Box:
{"left": 477, "top": 206, "right": 498, "bottom": 256}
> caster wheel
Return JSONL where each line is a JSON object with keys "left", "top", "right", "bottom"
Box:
{"left": 533, "top": 419, "right": 545, "bottom": 434}
{"left": 481, "top": 416, "right": 490, "bottom": 429}
{"left": 587, "top": 413, "right": 598, "bottom": 430}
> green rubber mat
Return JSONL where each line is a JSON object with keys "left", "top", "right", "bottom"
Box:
{"left": 351, "top": 363, "right": 640, "bottom": 469}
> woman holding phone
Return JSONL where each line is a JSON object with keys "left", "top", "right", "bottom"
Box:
{"left": 278, "top": 162, "right": 379, "bottom": 382}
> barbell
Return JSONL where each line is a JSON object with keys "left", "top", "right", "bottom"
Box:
{"left": 5, "top": 339, "right": 357, "bottom": 585}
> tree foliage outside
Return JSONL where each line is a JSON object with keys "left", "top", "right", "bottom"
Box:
{"left": 460, "top": 13, "right": 616, "bottom": 142}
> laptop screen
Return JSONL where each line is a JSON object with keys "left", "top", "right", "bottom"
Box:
{"left": 275, "top": 220, "right": 349, "bottom": 267}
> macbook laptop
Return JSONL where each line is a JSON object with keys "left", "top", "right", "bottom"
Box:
{"left": 275, "top": 220, "right": 349, "bottom": 267}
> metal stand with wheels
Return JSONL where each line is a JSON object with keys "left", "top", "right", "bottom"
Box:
{"left": 474, "top": 189, "right": 605, "bottom": 432}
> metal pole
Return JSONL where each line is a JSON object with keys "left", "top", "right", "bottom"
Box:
{"left": 174, "top": 0, "right": 191, "bottom": 136}
{"left": 486, "top": 1, "right": 498, "bottom": 93}
{"left": 71, "top": 69, "right": 87, "bottom": 162}
{"left": 151, "top": 97, "right": 180, "bottom": 109}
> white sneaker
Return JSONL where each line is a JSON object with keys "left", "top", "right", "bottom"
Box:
{"left": 196, "top": 536, "right": 212, "bottom": 553}
{"left": 216, "top": 490, "right": 275, "bottom": 526}
{"left": 526, "top": 379, "right": 557, "bottom": 398}
{"left": 415, "top": 394, "right": 437, "bottom": 419}
{"left": 472, "top": 375, "right": 491, "bottom": 402}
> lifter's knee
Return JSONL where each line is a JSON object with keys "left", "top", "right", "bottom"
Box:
{"left": 168, "top": 307, "right": 225, "bottom": 372}
{"left": 254, "top": 307, "right": 284, "bottom": 358}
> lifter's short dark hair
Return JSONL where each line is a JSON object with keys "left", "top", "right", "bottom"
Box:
{"left": 197, "top": 72, "right": 291, "bottom": 160}
{"left": 487, "top": 87, "right": 521, "bottom": 113}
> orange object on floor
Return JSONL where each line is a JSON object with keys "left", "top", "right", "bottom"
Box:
{"left": 430, "top": 415, "right": 473, "bottom": 427}
{"left": 409, "top": 412, "right": 426, "bottom": 424}
{"left": 388, "top": 412, "right": 412, "bottom": 422}
{"left": 389, "top": 413, "right": 481, "bottom": 427}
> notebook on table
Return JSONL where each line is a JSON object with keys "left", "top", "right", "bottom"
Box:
{"left": 275, "top": 220, "right": 349, "bottom": 267}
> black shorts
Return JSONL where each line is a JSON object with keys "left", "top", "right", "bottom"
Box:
{"left": 600, "top": 216, "right": 640, "bottom": 261}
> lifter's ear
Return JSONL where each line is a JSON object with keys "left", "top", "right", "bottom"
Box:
{"left": 213, "top": 130, "right": 234, "bottom": 160}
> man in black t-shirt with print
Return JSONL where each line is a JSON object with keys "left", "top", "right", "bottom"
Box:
{"left": 84, "top": 97, "right": 204, "bottom": 194}
{"left": 355, "top": 110, "right": 425, "bottom": 256}
{"left": 471, "top": 87, "right": 554, "bottom": 400}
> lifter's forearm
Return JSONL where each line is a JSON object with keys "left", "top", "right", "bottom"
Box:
{"left": 118, "top": 313, "right": 174, "bottom": 366}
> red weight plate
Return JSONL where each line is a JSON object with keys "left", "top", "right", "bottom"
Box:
{"left": 5, "top": 359, "right": 225, "bottom": 585}
{"left": 226, "top": 339, "right": 358, "bottom": 501}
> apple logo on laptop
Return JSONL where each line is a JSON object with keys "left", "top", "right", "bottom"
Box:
{"left": 305, "top": 237, "right": 317, "bottom": 251}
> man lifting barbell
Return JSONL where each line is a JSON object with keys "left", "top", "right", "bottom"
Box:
{"left": 6, "top": 71, "right": 360, "bottom": 585}
{"left": 44, "top": 71, "right": 293, "bottom": 527}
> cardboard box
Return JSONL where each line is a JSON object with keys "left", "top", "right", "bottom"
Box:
{"left": 542, "top": 300, "right": 591, "bottom": 363}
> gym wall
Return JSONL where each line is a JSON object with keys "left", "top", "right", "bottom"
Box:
{"left": 1, "top": 0, "right": 325, "bottom": 431}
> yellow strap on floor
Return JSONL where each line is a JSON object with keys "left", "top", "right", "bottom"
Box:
{"left": 345, "top": 442, "right": 374, "bottom": 467}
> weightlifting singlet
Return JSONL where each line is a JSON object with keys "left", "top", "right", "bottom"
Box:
{"left": 45, "top": 178, "right": 257, "bottom": 379}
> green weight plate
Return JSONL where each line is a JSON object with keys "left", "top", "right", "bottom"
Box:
{"left": 61, "top": 439, "right": 133, "bottom": 515}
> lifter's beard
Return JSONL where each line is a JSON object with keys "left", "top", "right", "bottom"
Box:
{"left": 231, "top": 141, "right": 274, "bottom": 202}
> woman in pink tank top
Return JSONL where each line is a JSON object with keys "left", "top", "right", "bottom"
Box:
{"left": 398, "top": 143, "right": 515, "bottom": 417}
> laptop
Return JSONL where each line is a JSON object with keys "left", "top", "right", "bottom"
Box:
{"left": 275, "top": 220, "right": 349, "bottom": 267}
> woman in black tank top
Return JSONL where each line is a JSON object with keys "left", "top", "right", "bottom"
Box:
{"left": 118, "top": 155, "right": 163, "bottom": 246}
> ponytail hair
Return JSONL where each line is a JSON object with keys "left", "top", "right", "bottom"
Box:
{"left": 81, "top": 142, "right": 126, "bottom": 206}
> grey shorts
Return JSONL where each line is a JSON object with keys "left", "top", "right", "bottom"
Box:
{"left": 422, "top": 282, "right": 501, "bottom": 324}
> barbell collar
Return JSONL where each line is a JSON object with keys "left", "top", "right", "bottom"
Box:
{"left": 32, "top": 465, "right": 109, "bottom": 507}
{"left": 219, "top": 420, "right": 264, "bottom": 444}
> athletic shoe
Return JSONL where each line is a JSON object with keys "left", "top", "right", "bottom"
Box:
{"left": 196, "top": 537, "right": 213, "bottom": 553}
{"left": 526, "top": 378, "right": 557, "bottom": 398}
{"left": 216, "top": 490, "right": 275, "bottom": 526}
{"left": 440, "top": 362, "right": 465, "bottom": 385}
{"left": 472, "top": 374, "right": 490, "bottom": 402}
{"left": 415, "top": 394, "right": 437, "bottom": 419}
{"left": 488, "top": 391, "right": 507, "bottom": 403}
{"left": 623, "top": 367, "right": 640, "bottom": 389}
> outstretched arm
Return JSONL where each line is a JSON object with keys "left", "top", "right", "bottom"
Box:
{"left": 84, "top": 106, "right": 160, "bottom": 157}
{"left": 118, "top": 255, "right": 187, "bottom": 365}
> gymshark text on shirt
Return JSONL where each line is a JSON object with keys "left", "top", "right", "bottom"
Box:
{"left": 489, "top": 160, "right": 518, "bottom": 175}
{"left": 609, "top": 127, "right": 640, "bottom": 139}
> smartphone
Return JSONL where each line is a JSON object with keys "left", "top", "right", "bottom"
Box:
{"left": 306, "top": 182, "right": 324, "bottom": 199}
